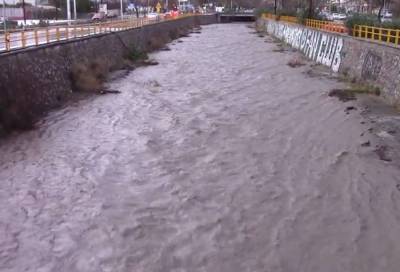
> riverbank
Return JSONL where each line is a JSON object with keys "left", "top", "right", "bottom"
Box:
{"left": 0, "top": 15, "right": 217, "bottom": 136}
{"left": 255, "top": 25, "right": 400, "bottom": 165}
{"left": 256, "top": 17, "right": 400, "bottom": 107}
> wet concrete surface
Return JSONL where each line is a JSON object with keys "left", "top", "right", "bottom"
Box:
{"left": 1, "top": 23, "right": 400, "bottom": 272}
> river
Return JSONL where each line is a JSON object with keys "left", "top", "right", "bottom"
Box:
{"left": 1, "top": 23, "right": 400, "bottom": 272}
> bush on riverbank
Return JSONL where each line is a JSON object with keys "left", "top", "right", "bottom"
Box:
{"left": 71, "top": 59, "right": 109, "bottom": 92}
{"left": 255, "top": 8, "right": 274, "bottom": 18}
{"left": 345, "top": 14, "right": 377, "bottom": 34}
{"left": 276, "top": 9, "right": 297, "bottom": 17}
{"left": 345, "top": 14, "right": 400, "bottom": 35}
{"left": 260, "top": 8, "right": 325, "bottom": 25}
{"left": 127, "top": 47, "right": 148, "bottom": 62}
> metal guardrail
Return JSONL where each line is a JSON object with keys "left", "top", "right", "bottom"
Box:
{"left": 262, "top": 12, "right": 400, "bottom": 46}
{"left": 263, "top": 13, "right": 277, "bottom": 20}
{"left": 262, "top": 13, "right": 297, "bottom": 23}
{"left": 306, "top": 19, "right": 347, "bottom": 33}
{"left": 0, "top": 14, "right": 194, "bottom": 53}
{"left": 354, "top": 24, "right": 400, "bottom": 45}
{"left": 279, "top": 15, "right": 297, "bottom": 23}
{"left": 263, "top": 13, "right": 346, "bottom": 34}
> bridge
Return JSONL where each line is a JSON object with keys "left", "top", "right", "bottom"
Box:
{"left": 217, "top": 12, "right": 256, "bottom": 23}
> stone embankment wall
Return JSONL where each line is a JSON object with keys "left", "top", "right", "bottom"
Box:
{"left": 0, "top": 15, "right": 217, "bottom": 132}
{"left": 257, "top": 18, "right": 400, "bottom": 105}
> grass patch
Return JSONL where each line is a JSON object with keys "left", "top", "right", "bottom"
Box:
{"left": 126, "top": 47, "right": 148, "bottom": 62}
{"left": 329, "top": 83, "right": 380, "bottom": 102}
{"left": 347, "top": 83, "right": 381, "bottom": 96}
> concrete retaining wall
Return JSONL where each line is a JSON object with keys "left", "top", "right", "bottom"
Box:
{"left": 0, "top": 15, "right": 217, "bottom": 132}
{"left": 257, "top": 18, "right": 400, "bottom": 105}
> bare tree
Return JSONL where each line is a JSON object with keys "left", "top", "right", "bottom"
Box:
{"left": 392, "top": 0, "right": 400, "bottom": 16}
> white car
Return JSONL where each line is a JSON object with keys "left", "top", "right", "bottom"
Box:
{"left": 147, "top": 13, "right": 159, "bottom": 20}
{"left": 381, "top": 11, "right": 393, "bottom": 22}
{"left": 382, "top": 10, "right": 393, "bottom": 17}
{"left": 215, "top": 6, "right": 224, "bottom": 13}
{"left": 332, "top": 13, "right": 347, "bottom": 20}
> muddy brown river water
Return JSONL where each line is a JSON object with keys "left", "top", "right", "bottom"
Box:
{"left": 1, "top": 23, "right": 400, "bottom": 272}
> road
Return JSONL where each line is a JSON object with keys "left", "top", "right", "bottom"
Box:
{"left": 1, "top": 23, "right": 400, "bottom": 272}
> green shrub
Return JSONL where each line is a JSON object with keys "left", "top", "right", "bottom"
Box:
{"left": 295, "top": 8, "right": 325, "bottom": 25}
{"left": 276, "top": 9, "right": 297, "bottom": 17}
{"left": 346, "top": 13, "right": 400, "bottom": 35}
{"left": 296, "top": 9, "right": 308, "bottom": 25}
{"left": 255, "top": 8, "right": 273, "bottom": 18}
{"left": 345, "top": 14, "right": 378, "bottom": 35}
{"left": 379, "top": 19, "right": 400, "bottom": 29}
{"left": 127, "top": 47, "right": 148, "bottom": 62}
{"left": 38, "top": 20, "right": 49, "bottom": 27}
{"left": 297, "top": 9, "right": 310, "bottom": 25}
{"left": 0, "top": 20, "right": 18, "bottom": 30}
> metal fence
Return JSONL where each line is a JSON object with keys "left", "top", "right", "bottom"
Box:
{"left": 262, "top": 13, "right": 346, "bottom": 34}
{"left": 279, "top": 15, "right": 297, "bottom": 24}
{"left": 305, "top": 19, "right": 347, "bottom": 33}
{"left": 353, "top": 24, "right": 400, "bottom": 45}
{"left": 263, "top": 13, "right": 277, "bottom": 20}
{"left": 0, "top": 14, "right": 193, "bottom": 53}
{"left": 262, "top": 12, "right": 400, "bottom": 46}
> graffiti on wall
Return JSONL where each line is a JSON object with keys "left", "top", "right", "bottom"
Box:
{"left": 361, "top": 51, "right": 382, "bottom": 80}
{"left": 267, "top": 22, "right": 343, "bottom": 72}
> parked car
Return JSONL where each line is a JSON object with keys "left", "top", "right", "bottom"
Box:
{"left": 147, "top": 12, "right": 160, "bottom": 20}
{"left": 318, "top": 11, "right": 330, "bottom": 20}
{"left": 91, "top": 12, "right": 107, "bottom": 22}
{"left": 243, "top": 8, "right": 255, "bottom": 14}
{"left": 381, "top": 11, "right": 393, "bottom": 22}
{"left": 332, "top": 13, "right": 347, "bottom": 20}
{"left": 164, "top": 11, "right": 172, "bottom": 18}
{"left": 382, "top": 10, "right": 393, "bottom": 17}
{"left": 215, "top": 6, "right": 224, "bottom": 13}
{"left": 107, "top": 9, "right": 120, "bottom": 18}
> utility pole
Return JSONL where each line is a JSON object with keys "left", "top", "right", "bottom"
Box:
{"left": 2, "top": 0, "right": 6, "bottom": 35}
{"left": 120, "top": 0, "right": 123, "bottom": 19}
{"left": 274, "top": 0, "right": 277, "bottom": 14}
{"left": 67, "top": 0, "right": 71, "bottom": 25}
{"left": 22, "top": 0, "right": 26, "bottom": 26}
{"left": 73, "top": 0, "right": 77, "bottom": 21}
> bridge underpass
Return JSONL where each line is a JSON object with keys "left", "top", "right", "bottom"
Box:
{"left": 217, "top": 13, "right": 256, "bottom": 23}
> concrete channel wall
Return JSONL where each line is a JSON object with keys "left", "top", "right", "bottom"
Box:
{"left": 0, "top": 15, "right": 217, "bottom": 132}
{"left": 257, "top": 18, "right": 400, "bottom": 105}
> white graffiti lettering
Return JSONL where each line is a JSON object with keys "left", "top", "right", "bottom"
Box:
{"left": 267, "top": 21, "right": 343, "bottom": 72}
